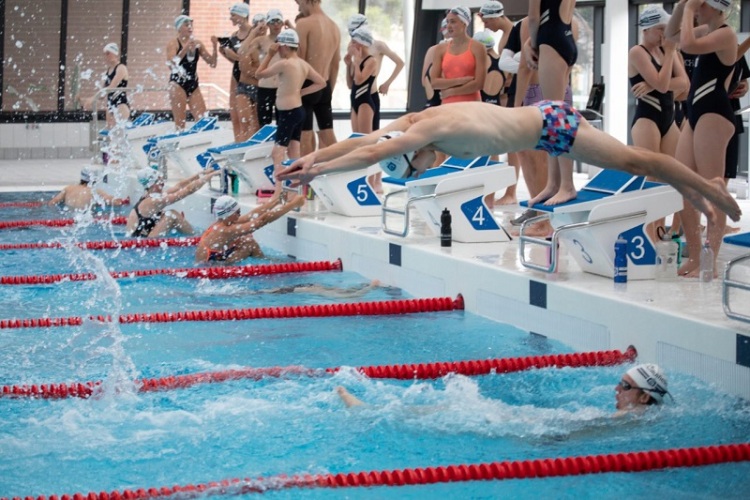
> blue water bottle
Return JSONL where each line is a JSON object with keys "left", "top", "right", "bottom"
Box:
{"left": 614, "top": 236, "right": 628, "bottom": 283}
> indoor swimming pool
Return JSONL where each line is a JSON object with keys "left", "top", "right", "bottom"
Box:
{"left": 0, "top": 191, "right": 749, "bottom": 498}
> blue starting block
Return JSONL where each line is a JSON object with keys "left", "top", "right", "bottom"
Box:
{"left": 381, "top": 156, "right": 515, "bottom": 242}
{"left": 518, "top": 169, "right": 683, "bottom": 279}
{"left": 308, "top": 134, "right": 384, "bottom": 216}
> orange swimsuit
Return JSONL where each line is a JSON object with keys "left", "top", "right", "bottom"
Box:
{"left": 441, "top": 43, "right": 480, "bottom": 104}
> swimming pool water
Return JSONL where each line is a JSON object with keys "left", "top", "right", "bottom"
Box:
{"left": 0, "top": 192, "right": 749, "bottom": 498}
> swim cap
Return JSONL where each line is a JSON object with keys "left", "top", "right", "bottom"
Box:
{"left": 137, "top": 168, "right": 162, "bottom": 189}
{"left": 638, "top": 7, "right": 670, "bottom": 28}
{"left": 80, "top": 166, "right": 93, "bottom": 183}
{"left": 626, "top": 364, "right": 669, "bottom": 404}
{"left": 213, "top": 195, "right": 240, "bottom": 219}
{"left": 266, "top": 9, "right": 283, "bottom": 23}
{"left": 473, "top": 30, "right": 496, "bottom": 49}
{"left": 377, "top": 131, "right": 415, "bottom": 179}
{"left": 705, "top": 0, "right": 732, "bottom": 13}
{"left": 253, "top": 13, "right": 267, "bottom": 26}
{"left": 449, "top": 6, "right": 471, "bottom": 27}
{"left": 480, "top": 1, "right": 505, "bottom": 18}
{"left": 103, "top": 42, "right": 119, "bottom": 56}
{"left": 174, "top": 15, "right": 192, "bottom": 30}
{"left": 348, "top": 13, "right": 368, "bottom": 35}
{"left": 229, "top": 2, "right": 250, "bottom": 18}
{"left": 276, "top": 29, "right": 299, "bottom": 48}
{"left": 440, "top": 18, "right": 449, "bottom": 36}
{"left": 351, "top": 27, "right": 374, "bottom": 47}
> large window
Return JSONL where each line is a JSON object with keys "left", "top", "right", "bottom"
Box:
{"left": 2, "top": 1, "right": 62, "bottom": 112}
{"left": 572, "top": 6, "right": 596, "bottom": 109}
{"left": 64, "top": 0, "right": 123, "bottom": 112}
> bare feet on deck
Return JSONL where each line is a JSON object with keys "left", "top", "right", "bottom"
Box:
{"left": 678, "top": 258, "right": 700, "bottom": 278}
{"left": 336, "top": 386, "right": 364, "bottom": 407}
{"left": 495, "top": 193, "right": 518, "bottom": 206}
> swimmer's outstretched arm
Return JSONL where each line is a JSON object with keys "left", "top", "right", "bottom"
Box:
{"left": 277, "top": 114, "right": 417, "bottom": 185}
{"left": 336, "top": 386, "right": 365, "bottom": 407}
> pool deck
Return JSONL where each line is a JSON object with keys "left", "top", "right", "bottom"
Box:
{"left": 2, "top": 157, "right": 750, "bottom": 400}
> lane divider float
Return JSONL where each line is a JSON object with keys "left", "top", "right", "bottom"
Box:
{"left": 0, "top": 295, "right": 464, "bottom": 330}
{"left": 0, "top": 236, "right": 200, "bottom": 251}
{"left": 0, "top": 347, "right": 636, "bottom": 400}
{"left": 0, "top": 215, "right": 127, "bottom": 230}
{"left": 8, "top": 443, "right": 749, "bottom": 499}
{"left": 0, "top": 200, "right": 130, "bottom": 209}
{"left": 0, "top": 259, "right": 343, "bottom": 285}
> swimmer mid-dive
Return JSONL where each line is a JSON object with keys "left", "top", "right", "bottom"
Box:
{"left": 277, "top": 101, "right": 741, "bottom": 225}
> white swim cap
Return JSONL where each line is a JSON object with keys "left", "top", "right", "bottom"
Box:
{"left": 480, "top": 1, "right": 505, "bottom": 18}
{"left": 639, "top": 7, "right": 670, "bottom": 28}
{"left": 351, "top": 27, "right": 374, "bottom": 48}
{"left": 473, "top": 30, "right": 496, "bottom": 49}
{"left": 266, "top": 9, "right": 283, "bottom": 23}
{"left": 213, "top": 195, "right": 240, "bottom": 219}
{"left": 229, "top": 2, "right": 250, "bottom": 18}
{"left": 377, "top": 131, "right": 415, "bottom": 179}
{"left": 705, "top": 0, "right": 733, "bottom": 13}
{"left": 103, "top": 43, "right": 119, "bottom": 56}
{"left": 80, "top": 166, "right": 93, "bottom": 183}
{"left": 449, "top": 6, "right": 471, "bottom": 27}
{"left": 276, "top": 29, "right": 299, "bottom": 48}
{"left": 175, "top": 15, "right": 192, "bottom": 30}
{"left": 626, "top": 364, "right": 669, "bottom": 404}
{"left": 137, "top": 168, "right": 162, "bottom": 189}
{"left": 348, "top": 13, "right": 368, "bottom": 35}
{"left": 440, "top": 18, "right": 449, "bottom": 36}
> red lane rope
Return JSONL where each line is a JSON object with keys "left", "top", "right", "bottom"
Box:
{"left": 0, "top": 259, "right": 343, "bottom": 285}
{"left": 0, "top": 201, "right": 44, "bottom": 208}
{"left": 0, "top": 236, "right": 200, "bottom": 251}
{"left": 10, "top": 443, "right": 750, "bottom": 499}
{"left": 0, "top": 347, "right": 636, "bottom": 400}
{"left": 0, "top": 216, "right": 127, "bottom": 230}
{"left": 0, "top": 295, "right": 464, "bottom": 330}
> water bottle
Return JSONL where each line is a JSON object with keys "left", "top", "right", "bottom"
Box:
{"left": 440, "top": 208, "right": 452, "bottom": 247}
{"left": 699, "top": 240, "right": 714, "bottom": 283}
{"left": 672, "top": 232, "right": 682, "bottom": 267}
{"left": 655, "top": 231, "right": 678, "bottom": 281}
{"left": 614, "top": 236, "right": 628, "bottom": 283}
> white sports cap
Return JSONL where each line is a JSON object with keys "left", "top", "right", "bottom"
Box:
{"left": 449, "top": 6, "right": 471, "bottom": 26}
{"left": 174, "top": 15, "right": 192, "bottom": 30}
{"left": 213, "top": 195, "right": 240, "bottom": 219}
{"left": 639, "top": 7, "right": 670, "bottom": 29}
{"left": 351, "top": 27, "right": 374, "bottom": 47}
{"left": 626, "top": 363, "right": 669, "bottom": 405}
{"left": 230, "top": 3, "right": 250, "bottom": 18}
{"left": 137, "top": 168, "right": 162, "bottom": 189}
{"left": 276, "top": 29, "right": 299, "bottom": 48}
{"left": 103, "top": 43, "right": 119, "bottom": 56}
{"left": 80, "top": 166, "right": 93, "bottom": 183}
{"left": 266, "top": 9, "right": 283, "bottom": 23}
{"left": 480, "top": 1, "right": 505, "bottom": 18}
{"left": 348, "top": 13, "right": 368, "bottom": 35}
{"left": 705, "top": 0, "right": 733, "bottom": 13}
{"left": 473, "top": 30, "right": 496, "bottom": 49}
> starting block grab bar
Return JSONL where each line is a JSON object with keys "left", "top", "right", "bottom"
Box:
{"left": 723, "top": 253, "right": 750, "bottom": 323}
{"left": 519, "top": 210, "right": 647, "bottom": 273}
{"left": 381, "top": 189, "right": 433, "bottom": 237}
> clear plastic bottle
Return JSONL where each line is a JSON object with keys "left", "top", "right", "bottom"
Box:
{"left": 655, "top": 232, "right": 678, "bottom": 281}
{"left": 699, "top": 240, "right": 714, "bottom": 283}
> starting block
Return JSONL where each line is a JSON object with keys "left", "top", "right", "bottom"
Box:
{"left": 143, "top": 117, "right": 223, "bottom": 173}
{"left": 309, "top": 134, "right": 383, "bottom": 216}
{"left": 519, "top": 170, "right": 683, "bottom": 279}
{"left": 381, "top": 156, "right": 515, "bottom": 242}
{"left": 205, "top": 125, "right": 277, "bottom": 193}
{"left": 98, "top": 113, "right": 173, "bottom": 169}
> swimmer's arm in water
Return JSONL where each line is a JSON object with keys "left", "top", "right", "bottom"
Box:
{"left": 48, "top": 187, "right": 68, "bottom": 206}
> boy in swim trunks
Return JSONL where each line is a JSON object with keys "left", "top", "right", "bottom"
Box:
{"left": 49, "top": 167, "right": 128, "bottom": 211}
{"left": 255, "top": 29, "right": 326, "bottom": 196}
{"left": 195, "top": 193, "right": 305, "bottom": 264}
{"left": 277, "top": 100, "right": 741, "bottom": 225}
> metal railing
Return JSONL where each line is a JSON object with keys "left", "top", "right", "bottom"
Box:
{"left": 518, "top": 210, "right": 647, "bottom": 273}
{"left": 723, "top": 253, "right": 750, "bottom": 324}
